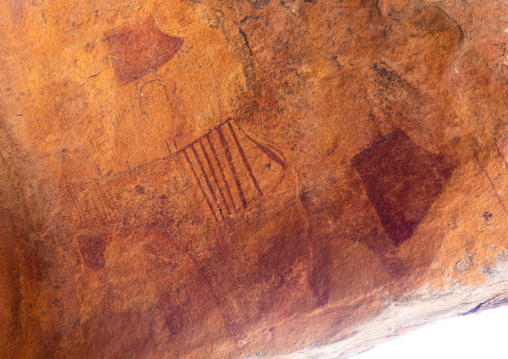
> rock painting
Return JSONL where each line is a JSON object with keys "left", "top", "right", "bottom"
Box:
{"left": 351, "top": 129, "right": 454, "bottom": 246}
{"left": 4, "top": 0, "right": 508, "bottom": 357}
{"left": 179, "top": 118, "right": 287, "bottom": 222}
{"left": 65, "top": 118, "right": 286, "bottom": 230}
{"left": 106, "top": 17, "right": 184, "bottom": 86}
{"left": 64, "top": 118, "right": 287, "bottom": 231}
{"left": 63, "top": 119, "right": 288, "bottom": 340}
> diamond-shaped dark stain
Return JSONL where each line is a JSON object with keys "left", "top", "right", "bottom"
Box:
{"left": 351, "top": 129, "right": 454, "bottom": 247}
{"left": 106, "top": 17, "right": 183, "bottom": 86}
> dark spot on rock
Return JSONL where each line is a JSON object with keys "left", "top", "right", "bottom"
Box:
{"left": 135, "top": 184, "right": 145, "bottom": 194}
{"left": 164, "top": 308, "right": 184, "bottom": 336}
{"left": 77, "top": 233, "right": 107, "bottom": 269}
{"left": 307, "top": 244, "right": 331, "bottom": 307}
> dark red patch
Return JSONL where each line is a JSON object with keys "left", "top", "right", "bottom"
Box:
{"left": 164, "top": 308, "right": 184, "bottom": 336}
{"left": 33, "top": 240, "right": 50, "bottom": 281}
{"left": 351, "top": 129, "right": 453, "bottom": 247}
{"left": 81, "top": 309, "right": 154, "bottom": 358}
{"left": 298, "top": 190, "right": 331, "bottom": 307}
{"left": 107, "top": 17, "right": 183, "bottom": 86}
{"left": 307, "top": 244, "right": 331, "bottom": 307}
{"left": 8, "top": 0, "right": 23, "bottom": 24}
{"left": 77, "top": 233, "right": 107, "bottom": 269}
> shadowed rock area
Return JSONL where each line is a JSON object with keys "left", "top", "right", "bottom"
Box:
{"left": 1, "top": 0, "right": 507, "bottom": 358}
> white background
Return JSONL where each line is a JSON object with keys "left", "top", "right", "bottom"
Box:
{"left": 351, "top": 306, "right": 508, "bottom": 359}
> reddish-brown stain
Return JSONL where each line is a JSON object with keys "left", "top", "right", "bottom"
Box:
{"left": 258, "top": 233, "right": 301, "bottom": 288}
{"left": 81, "top": 308, "right": 154, "bottom": 358}
{"left": 77, "top": 233, "right": 107, "bottom": 269}
{"left": 307, "top": 243, "right": 331, "bottom": 307}
{"left": 33, "top": 239, "right": 50, "bottom": 281}
{"left": 299, "top": 190, "right": 331, "bottom": 307}
{"left": 107, "top": 17, "right": 183, "bottom": 86}
{"left": 159, "top": 231, "right": 247, "bottom": 340}
{"left": 351, "top": 129, "right": 453, "bottom": 247}
{"left": 8, "top": 0, "right": 23, "bottom": 24}
{"left": 164, "top": 308, "right": 184, "bottom": 336}
{"left": 156, "top": 291, "right": 186, "bottom": 336}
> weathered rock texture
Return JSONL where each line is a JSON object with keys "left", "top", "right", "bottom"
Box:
{"left": 1, "top": 0, "right": 507, "bottom": 358}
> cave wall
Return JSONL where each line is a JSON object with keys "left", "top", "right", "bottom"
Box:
{"left": 0, "top": 0, "right": 507, "bottom": 358}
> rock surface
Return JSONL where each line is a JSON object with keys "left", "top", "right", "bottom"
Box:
{"left": 0, "top": 0, "right": 507, "bottom": 358}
